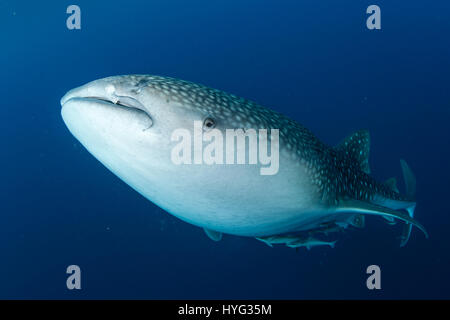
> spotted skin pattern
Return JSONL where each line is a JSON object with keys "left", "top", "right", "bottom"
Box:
{"left": 110, "top": 75, "right": 409, "bottom": 208}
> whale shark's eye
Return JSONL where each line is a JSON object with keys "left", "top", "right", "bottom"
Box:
{"left": 203, "top": 117, "right": 216, "bottom": 131}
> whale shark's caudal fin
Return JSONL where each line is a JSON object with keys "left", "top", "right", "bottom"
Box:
{"left": 335, "top": 199, "right": 428, "bottom": 240}
{"left": 381, "top": 178, "right": 399, "bottom": 225}
{"left": 400, "top": 159, "right": 416, "bottom": 197}
{"left": 399, "top": 159, "right": 417, "bottom": 247}
{"left": 335, "top": 129, "right": 371, "bottom": 174}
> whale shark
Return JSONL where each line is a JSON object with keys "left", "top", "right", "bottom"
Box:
{"left": 60, "top": 75, "right": 428, "bottom": 248}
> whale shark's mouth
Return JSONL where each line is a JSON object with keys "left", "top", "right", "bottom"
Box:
{"left": 86, "top": 95, "right": 145, "bottom": 112}
{"left": 63, "top": 94, "right": 145, "bottom": 113}
{"left": 61, "top": 95, "right": 154, "bottom": 134}
{"left": 62, "top": 94, "right": 153, "bottom": 126}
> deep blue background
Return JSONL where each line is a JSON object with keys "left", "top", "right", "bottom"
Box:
{"left": 1, "top": 1, "right": 449, "bottom": 299}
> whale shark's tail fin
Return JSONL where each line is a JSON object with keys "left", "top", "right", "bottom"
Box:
{"left": 399, "top": 159, "right": 417, "bottom": 247}
{"left": 400, "top": 159, "right": 416, "bottom": 198}
{"left": 335, "top": 199, "right": 428, "bottom": 240}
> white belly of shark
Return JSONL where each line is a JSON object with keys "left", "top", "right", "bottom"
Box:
{"left": 60, "top": 75, "right": 428, "bottom": 248}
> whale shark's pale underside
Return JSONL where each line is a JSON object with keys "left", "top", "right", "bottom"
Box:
{"left": 60, "top": 75, "right": 428, "bottom": 249}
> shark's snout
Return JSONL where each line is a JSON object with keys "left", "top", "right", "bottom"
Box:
{"left": 60, "top": 77, "right": 157, "bottom": 147}
{"left": 61, "top": 78, "right": 110, "bottom": 106}
{"left": 61, "top": 77, "right": 153, "bottom": 128}
{"left": 62, "top": 78, "right": 146, "bottom": 110}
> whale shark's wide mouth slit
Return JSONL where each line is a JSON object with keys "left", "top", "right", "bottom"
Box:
{"left": 87, "top": 96, "right": 145, "bottom": 112}
{"left": 79, "top": 96, "right": 153, "bottom": 124}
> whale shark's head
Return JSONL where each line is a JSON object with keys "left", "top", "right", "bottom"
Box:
{"left": 61, "top": 75, "right": 287, "bottom": 235}
{"left": 61, "top": 75, "right": 209, "bottom": 161}
{"left": 61, "top": 75, "right": 221, "bottom": 200}
{"left": 61, "top": 75, "right": 278, "bottom": 171}
{"left": 62, "top": 75, "right": 238, "bottom": 174}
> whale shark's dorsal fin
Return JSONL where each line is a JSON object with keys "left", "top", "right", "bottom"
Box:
{"left": 335, "top": 130, "right": 371, "bottom": 174}
{"left": 203, "top": 228, "right": 223, "bottom": 241}
{"left": 384, "top": 177, "right": 399, "bottom": 193}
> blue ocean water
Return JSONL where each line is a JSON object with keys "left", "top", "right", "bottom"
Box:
{"left": 1, "top": 0, "right": 449, "bottom": 299}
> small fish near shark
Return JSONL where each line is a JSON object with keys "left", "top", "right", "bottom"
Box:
{"left": 256, "top": 217, "right": 360, "bottom": 250}
{"left": 256, "top": 234, "right": 336, "bottom": 250}
{"left": 60, "top": 75, "right": 428, "bottom": 250}
{"left": 287, "top": 238, "right": 337, "bottom": 250}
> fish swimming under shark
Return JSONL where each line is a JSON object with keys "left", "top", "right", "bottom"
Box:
{"left": 60, "top": 75, "right": 428, "bottom": 249}
{"left": 287, "top": 237, "right": 337, "bottom": 250}
{"left": 256, "top": 234, "right": 336, "bottom": 250}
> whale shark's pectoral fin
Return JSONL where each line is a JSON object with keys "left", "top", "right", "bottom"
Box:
{"left": 255, "top": 237, "right": 274, "bottom": 247}
{"left": 335, "top": 199, "right": 428, "bottom": 239}
{"left": 203, "top": 228, "right": 223, "bottom": 241}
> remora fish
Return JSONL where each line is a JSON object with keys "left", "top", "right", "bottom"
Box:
{"left": 256, "top": 234, "right": 336, "bottom": 249}
{"left": 256, "top": 234, "right": 303, "bottom": 248}
{"left": 60, "top": 75, "right": 428, "bottom": 247}
{"left": 286, "top": 237, "right": 337, "bottom": 250}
